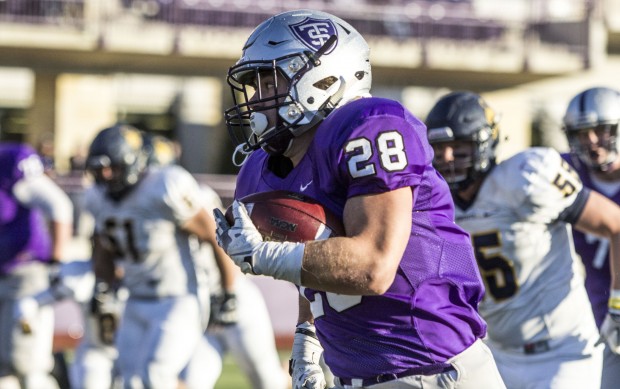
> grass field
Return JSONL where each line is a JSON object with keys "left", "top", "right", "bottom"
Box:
{"left": 214, "top": 354, "right": 253, "bottom": 389}
{"left": 214, "top": 350, "right": 290, "bottom": 389}
{"left": 54, "top": 347, "right": 290, "bottom": 389}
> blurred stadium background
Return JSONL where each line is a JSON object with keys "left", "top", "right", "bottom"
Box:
{"left": 2, "top": 0, "right": 620, "bottom": 387}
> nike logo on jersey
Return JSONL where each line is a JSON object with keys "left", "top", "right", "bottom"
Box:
{"left": 300, "top": 180, "right": 313, "bottom": 192}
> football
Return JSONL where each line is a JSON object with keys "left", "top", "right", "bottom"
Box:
{"left": 225, "top": 190, "right": 344, "bottom": 242}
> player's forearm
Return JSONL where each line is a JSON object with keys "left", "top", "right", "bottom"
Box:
{"left": 50, "top": 221, "right": 73, "bottom": 262}
{"left": 92, "top": 234, "right": 118, "bottom": 284}
{"left": 182, "top": 208, "right": 212, "bottom": 242}
{"left": 299, "top": 188, "right": 410, "bottom": 295}
{"left": 297, "top": 296, "right": 314, "bottom": 324}
{"left": 574, "top": 190, "right": 620, "bottom": 238}
{"left": 214, "top": 194, "right": 404, "bottom": 293}
{"left": 301, "top": 237, "right": 397, "bottom": 295}
{"left": 213, "top": 247, "right": 238, "bottom": 292}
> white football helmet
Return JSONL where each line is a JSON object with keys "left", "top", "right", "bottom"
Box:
{"left": 224, "top": 9, "right": 372, "bottom": 157}
{"left": 563, "top": 87, "right": 620, "bottom": 171}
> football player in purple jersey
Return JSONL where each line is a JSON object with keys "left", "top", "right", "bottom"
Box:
{"left": 213, "top": 9, "right": 505, "bottom": 389}
{"left": 561, "top": 86, "right": 620, "bottom": 389}
{"left": 0, "top": 142, "right": 73, "bottom": 389}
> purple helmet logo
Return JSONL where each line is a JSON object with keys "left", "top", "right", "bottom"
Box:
{"left": 290, "top": 17, "right": 338, "bottom": 54}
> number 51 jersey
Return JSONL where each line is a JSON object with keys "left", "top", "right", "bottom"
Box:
{"left": 83, "top": 165, "right": 203, "bottom": 298}
{"left": 454, "top": 147, "right": 598, "bottom": 349}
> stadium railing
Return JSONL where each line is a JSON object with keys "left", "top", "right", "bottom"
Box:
{"left": 0, "top": 0, "right": 595, "bottom": 52}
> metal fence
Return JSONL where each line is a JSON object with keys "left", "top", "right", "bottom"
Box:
{"left": 0, "top": 0, "right": 597, "bottom": 45}
{"left": 0, "top": 0, "right": 85, "bottom": 27}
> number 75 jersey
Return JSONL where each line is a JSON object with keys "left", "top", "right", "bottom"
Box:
{"left": 454, "top": 147, "right": 589, "bottom": 347}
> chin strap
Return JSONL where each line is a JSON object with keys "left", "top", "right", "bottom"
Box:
{"left": 232, "top": 143, "right": 253, "bottom": 167}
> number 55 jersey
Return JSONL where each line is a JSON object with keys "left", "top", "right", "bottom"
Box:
{"left": 453, "top": 147, "right": 600, "bottom": 352}
{"left": 234, "top": 97, "right": 487, "bottom": 379}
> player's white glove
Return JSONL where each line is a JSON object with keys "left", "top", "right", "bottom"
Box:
{"left": 213, "top": 201, "right": 305, "bottom": 285}
{"left": 601, "top": 291, "right": 620, "bottom": 354}
{"left": 290, "top": 322, "right": 327, "bottom": 389}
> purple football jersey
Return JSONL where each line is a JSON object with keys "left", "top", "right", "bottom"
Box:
{"left": 235, "top": 97, "right": 487, "bottom": 379}
{"left": 0, "top": 143, "right": 52, "bottom": 274}
{"left": 562, "top": 152, "right": 614, "bottom": 328}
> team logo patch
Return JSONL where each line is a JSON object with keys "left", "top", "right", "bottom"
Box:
{"left": 290, "top": 17, "right": 338, "bottom": 54}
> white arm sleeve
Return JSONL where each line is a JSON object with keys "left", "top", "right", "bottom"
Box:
{"left": 12, "top": 174, "right": 73, "bottom": 223}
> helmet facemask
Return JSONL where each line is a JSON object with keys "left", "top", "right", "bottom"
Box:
{"left": 429, "top": 125, "right": 497, "bottom": 191}
{"left": 566, "top": 123, "right": 618, "bottom": 171}
{"left": 225, "top": 56, "right": 311, "bottom": 156}
{"left": 426, "top": 91, "right": 500, "bottom": 193}
{"left": 431, "top": 142, "right": 474, "bottom": 188}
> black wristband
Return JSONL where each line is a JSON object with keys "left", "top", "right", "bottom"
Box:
{"left": 295, "top": 326, "right": 319, "bottom": 341}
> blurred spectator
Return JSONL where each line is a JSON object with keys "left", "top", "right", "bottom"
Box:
{"left": 36, "top": 132, "right": 56, "bottom": 176}
{"left": 69, "top": 147, "right": 88, "bottom": 172}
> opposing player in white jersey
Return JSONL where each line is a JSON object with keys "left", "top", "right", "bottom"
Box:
{"left": 84, "top": 124, "right": 231, "bottom": 389}
{"left": 426, "top": 91, "right": 620, "bottom": 389}
{"left": 561, "top": 86, "right": 620, "bottom": 389}
{"left": 139, "top": 135, "right": 286, "bottom": 389}
{"left": 181, "top": 184, "right": 288, "bottom": 389}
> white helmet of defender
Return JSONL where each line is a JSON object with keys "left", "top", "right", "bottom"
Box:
{"left": 563, "top": 87, "right": 620, "bottom": 171}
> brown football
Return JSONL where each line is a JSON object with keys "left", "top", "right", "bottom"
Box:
{"left": 225, "top": 190, "right": 344, "bottom": 242}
